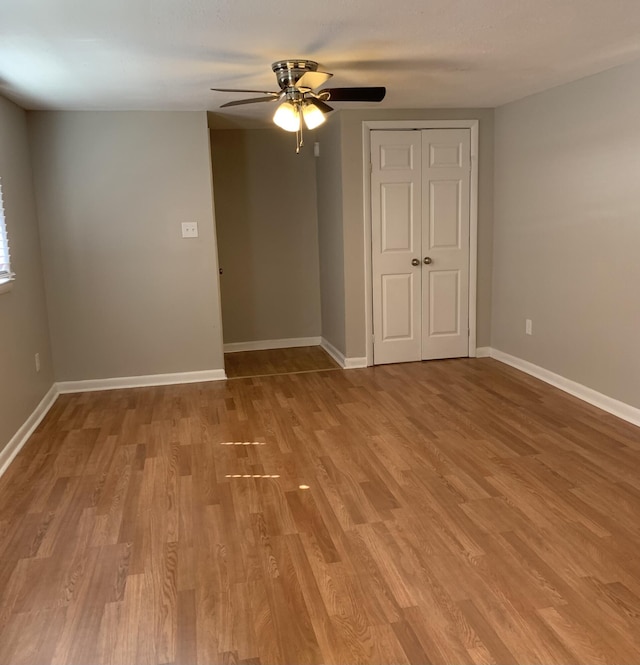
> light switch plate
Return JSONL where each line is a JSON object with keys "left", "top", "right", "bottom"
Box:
{"left": 181, "top": 222, "right": 198, "bottom": 238}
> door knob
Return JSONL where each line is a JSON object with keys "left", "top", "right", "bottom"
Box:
{"left": 423, "top": 257, "right": 432, "bottom": 265}
{"left": 411, "top": 258, "right": 420, "bottom": 266}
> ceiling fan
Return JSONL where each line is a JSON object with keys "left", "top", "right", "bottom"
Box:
{"left": 212, "top": 59, "right": 386, "bottom": 152}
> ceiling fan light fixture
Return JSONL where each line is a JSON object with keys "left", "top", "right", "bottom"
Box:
{"left": 213, "top": 60, "right": 386, "bottom": 151}
{"left": 302, "top": 102, "right": 326, "bottom": 129}
{"left": 273, "top": 101, "right": 300, "bottom": 132}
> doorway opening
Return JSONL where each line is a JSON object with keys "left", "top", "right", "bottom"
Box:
{"left": 210, "top": 127, "right": 326, "bottom": 378}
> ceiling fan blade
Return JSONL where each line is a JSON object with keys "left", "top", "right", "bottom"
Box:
{"left": 211, "top": 88, "right": 279, "bottom": 95}
{"left": 321, "top": 86, "right": 386, "bottom": 102}
{"left": 295, "top": 71, "right": 333, "bottom": 90}
{"left": 308, "top": 98, "right": 334, "bottom": 114}
{"left": 220, "top": 96, "right": 279, "bottom": 108}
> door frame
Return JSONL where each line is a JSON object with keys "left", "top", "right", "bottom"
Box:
{"left": 362, "top": 120, "right": 479, "bottom": 367}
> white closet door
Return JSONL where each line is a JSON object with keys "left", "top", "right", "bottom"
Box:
{"left": 421, "top": 129, "right": 470, "bottom": 360}
{"left": 370, "top": 128, "right": 471, "bottom": 364}
{"left": 371, "top": 130, "right": 423, "bottom": 365}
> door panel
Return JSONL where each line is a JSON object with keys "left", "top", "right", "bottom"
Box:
{"left": 429, "top": 180, "right": 462, "bottom": 249}
{"left": 428, "top": 142, "right": 463, "bottom": 168}
{"left": 428, "top": 270, "right": 460, "bottom": 336}
{"left": 371, "top": 131, "right": 422, "bottom": 364}
{"left": 382, "top": 274, "right": 416, "bottom": 340}
{"left": 421, "top": 129, "right": 470, "bottom": 360}
{"left": 380, "top": 142, "right": 415, "bottom": 169}
{"left": 381, "top": 183, "right": 414, "bottom": 252}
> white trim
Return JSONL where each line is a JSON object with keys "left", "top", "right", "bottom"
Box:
{"left": 223, "top": 337, "right": 321, "bottom": 353}
{"left": 321, "top": 337, "right": 346, "bottom": 368}
{"left": 57, "top": 369, "right": 227, "bottom": 394}
{"left": 320, "top": 338, "right": 365, "bottom": 370}
{"left": 362, "top": 119, "right": 480, "bottom": 367}
{"left": 468, "top": 124, "right": 479, "bottom": 357}
{"left": 488, "top": 348, "right": 640, "bottom": 428}
{"left": 362, "top": 120, "right": 482, "bottom": 131}
{"left": 475, "top": 346, "right": 492, "bottom": 358}
{"left": 344, "top": 357, "right": 368, "bottom": 369}
{"left": 0, "top": 384, "right": 59, "bottom": 479}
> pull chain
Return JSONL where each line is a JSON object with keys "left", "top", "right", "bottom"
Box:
{"left": 295, "top": 104, "right": 304, "bottom": 154}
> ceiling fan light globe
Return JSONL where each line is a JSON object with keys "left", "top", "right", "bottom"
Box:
{"left": 273, "top": 102, "right": 300, "bottom": 132}
{"left": 302, "top": 103, "right": 326, "bottom": 129}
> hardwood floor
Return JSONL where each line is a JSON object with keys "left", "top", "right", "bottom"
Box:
{"left": 224, "top": 345, "right": 340, "bottom": 378}
{"left": 1, "top": 358, "right": 640, "bottom": 664}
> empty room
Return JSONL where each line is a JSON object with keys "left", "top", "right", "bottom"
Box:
{"left": 1, "top": 1, "right": 640, "bottom": 664}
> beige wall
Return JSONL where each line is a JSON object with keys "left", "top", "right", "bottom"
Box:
{"left": 315, "top": 116, "right": 346, "bottom": 353}
{"left": 210, "top": 129, "right": 321, "bottom": 344}
{"left": 493, "top": 59, "right": 640, "bottom": 409}
{"left": 339, "top": 108, "right": 495, "bottom": 357}
{"left": 29, "top": 111, "right": 224, "bottom": 381}
{"left": 0, "top": 96, "right": 54, "bottom": 453}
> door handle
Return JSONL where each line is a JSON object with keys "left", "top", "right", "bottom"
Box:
{"left": 423, "top": 257, "right": 432, "bottom": 265}
{"left": 411, "top": 258, "right": 420, "bottom": 266}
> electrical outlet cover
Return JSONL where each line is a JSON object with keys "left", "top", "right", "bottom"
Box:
{"left": 181, "top": 222, "right": 199, "bottom": 238}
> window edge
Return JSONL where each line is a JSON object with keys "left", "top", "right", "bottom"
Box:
{"left": 0, "top": 277, "right": 14, "bottom": 295}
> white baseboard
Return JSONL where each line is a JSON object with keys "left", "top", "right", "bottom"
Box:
{"left": 0, "top": 384, "right": 59, "bottom": 478}
{"left": 320, "top": 338, "right": 368, "bottom": 370}
{"left": 223, "top": 337, "right": 321, "bottom": 353}
{"left": 488, "top": 347, "right": 640, "bottom": 428}
{"left": 57, "top": 369, "right": 227, "bottom": 394}
{"left": 320, "top": 337, "right": 346, "bottom": 367}
{"left": 475, "top": 346, "right": 492, "bottom": 358}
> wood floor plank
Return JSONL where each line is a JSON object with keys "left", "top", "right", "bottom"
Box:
{"left": 1, "top": 357, "right": 640, "bottom": 664}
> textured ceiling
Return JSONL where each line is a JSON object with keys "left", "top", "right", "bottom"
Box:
{"left": 2, "top": 0, "right": 640, "bottom": 124}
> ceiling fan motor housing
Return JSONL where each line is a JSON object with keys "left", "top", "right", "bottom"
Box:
{"left": 272, "top": 59, "right": 319, "bottom": 90}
